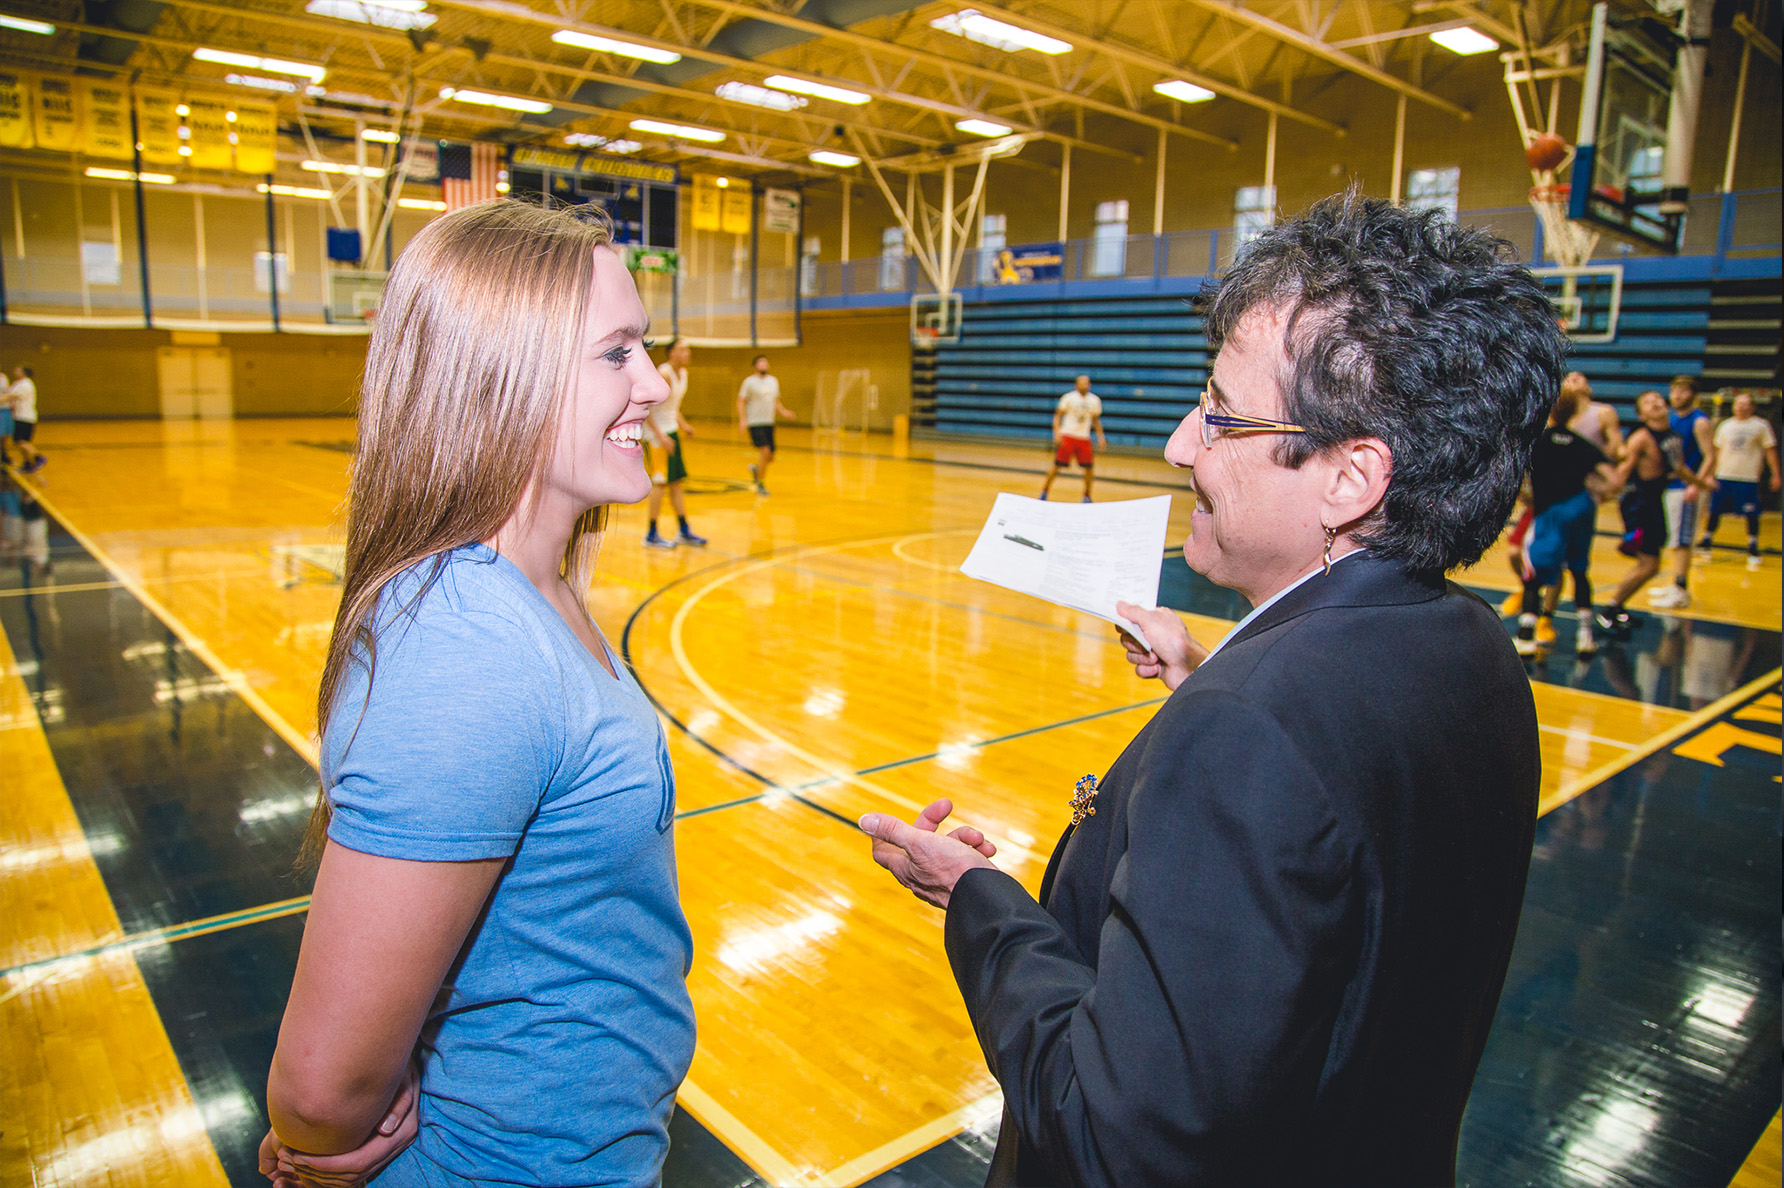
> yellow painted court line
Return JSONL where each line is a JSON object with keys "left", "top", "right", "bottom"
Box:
{"left": 674, "top": 1079, "right": 805, "bottom": 1186}
{"left": 820, "top": 1091, "right": 1004, "bottom": 1188}
{"left": 1729, "top": 1108, "right": 1781, "bottom": 1188}
{"left": 1538, "top": 668, "right": 1782, "bottom": 816}
{"left": 15, "top": 476, "right": 321, "bottom": 768}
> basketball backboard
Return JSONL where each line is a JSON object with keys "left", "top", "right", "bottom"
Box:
{"left": 1567, "top": 3, "right": 1683, "bottom": 253}
{"left": 910, "top": 291, "right": 962, "bottom": 347}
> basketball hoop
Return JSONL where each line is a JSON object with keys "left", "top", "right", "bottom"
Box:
{"left": 1528, "top": 183, "right": 1599, "bottom": 270}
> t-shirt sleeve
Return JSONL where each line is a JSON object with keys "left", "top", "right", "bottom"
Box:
{"left": 1090, "top": 395, "right": 1102, "bottom": 417}
{"left": 325, "top": 608, "right": 564, "bottom": 862}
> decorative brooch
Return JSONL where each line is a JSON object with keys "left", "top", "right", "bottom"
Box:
{"left": 1069, "top": 774, "right": 1100, "bottom": 827}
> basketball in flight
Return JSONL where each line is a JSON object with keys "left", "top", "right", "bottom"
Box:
{"left": 1525, "top": 131, "right": 1569, "bottom": 173}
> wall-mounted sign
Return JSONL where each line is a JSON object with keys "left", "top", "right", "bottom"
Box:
{"left": 185, "top": 98, "right": 233, "bottom": 170}
{"left": 994, "top": 242, "right": 1064, "bottom": 283}
{"left": 720, "top": 184, "right": 752, "bottom": 235}
{"left": 134, "top": 89, "right": 182, "bottom": 163}
{"left": 626, "top": 246, "right": 679, "bottom": 274}
{"left": 691, "top": 174, "right": 722, "bottom": 232}
{"left": 32, "top": 75, "right": 78, "bottom": 151}
{"left": 233, "top": 102, "right": 278, "bottom": 174}
{"left": 0, "top": 72, "right": 34, "bottom": 148}
{"left": 79, "top": 81, "right": 131, "bottom": 159}
{"left": 762, "top": 187, "right": 800, "bottom": 234}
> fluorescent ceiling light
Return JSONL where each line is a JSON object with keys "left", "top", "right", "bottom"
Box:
{"left": 304, "top": 0, "right": 435, "bottom": 29}
{"left": 552, "top": 29, "right": 681, "bottom": 64}
{"left": 193, "top": 47, "right": 326, "bottom": 82}
{"left": 630, "top": 118, "right": 725, "bottom": 143}
{"left": 258, "top": 182, "right": 334, "bottom": 199}
{"left": 597, "top": 139, "right": 641, "bottom": 154}
{"left": 1153, "top": 79, "right": 1216, "bottom": 103}
{"left": 360, "top": 128, "right": 402, "bottom": 142}
{"left": 398, "top": 197, "right": 447, "bottom": 210}
{"left": 1429, "top": 26, "right": 1497, "bottom": 54}
{"left": 225, "top": 72, "right": 299, "bottom": 93}
{"left": 765, "top": 75, "right": 871, "bottom": 106}
{"left": 809, "top": 150, "right": 860, "bottom": 167}
{"left": 0, "top": 14, "right": 55, "bottom": 34}
{"left": 439, "top": 87, "right": 552, "bottom": 114}
{"left": 930, "top": 9, "right": 1070, "bottom": 55}
{"left": 716, "top": 81, "right": 806, "bottom": 111}
{"left": 303, "top": 158, "right": 387, "bottom": 177}
{"left": 87, "top": 167, "right": 175, "bottom": 184}
{"left": 956, "top": 118, "right": 1012, "bottom": 137}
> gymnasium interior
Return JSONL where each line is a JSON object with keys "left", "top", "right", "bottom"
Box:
{"left": 0, "top": 0, "right": 1779, "bottom": 1185}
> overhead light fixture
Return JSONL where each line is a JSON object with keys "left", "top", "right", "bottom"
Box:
{"left": 1153, "top": 79, "right": 1216, "bottom": 104}
{"left": 439, "top": 87, "right": 552, "bottom": 114}
{"left": 176, "top": 103, "right": 190, "bottom": 116}
{"left": 809, "top": 150, "right": 860, "bottom": 167}
{"left": 551, "top": 29, "right": 681, "bottom": 64}
{"left": 303, "top": 158, "right": 387, "bottom": 177}
{"left": 87, "top": 167, "right": 175, "bottom": 184}
{"left": 716, "top": 81, "right": 806, "bottom": 111}
{"left": 193, "top": 47, "right": 327, "bottom": 83}
{"left": 765, "top": 75, "right": 871, "bottom": 106}
{"left": 0, "top": 14, "right": 55, "bottom": 34}
{"left": 258, "top": 182, "right": 334, "bottom": 199}
{"left": 956, "top": 118, "right": 1012, "bottom": 137}
{"left": 398, "top": 197, "right": 446, "bottom": 210}
{"left": 360, "top": 128, "right": 402, "bottom": 142}
{"left": 930, "top": 9, "right": 1071, "bottom": 55}
{"left": 1429, "top": 26, "right": 1497, "bottom": 54}
{"left": 225, "top": 72, "right": 299, "bottom": 93}
{"left": 597, "top": 139, "right": 642, "bottom": 154}
{"left": 304, "top": 0, "right": 435, "bottom": 29}
{"left": 630, "top": 118, "right": 725, "bottom": 143}
{"left": 715, "top": 177, "right": 730, "bottom": 188}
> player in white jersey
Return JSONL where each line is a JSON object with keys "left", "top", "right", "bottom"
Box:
{"left": 644, "top": 340, "right": 707, "bottom": 549}
{"left": 1039, "top": 375, "right": 1106, "bottom": 502}
{"left": 7, "top": 365, "right": 43, "bottom": 474}
{"left": 1695, "top": 392, "right": 1779, "bottom": 570}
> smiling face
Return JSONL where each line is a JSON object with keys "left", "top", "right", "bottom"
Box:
{"left": 537, "top": 246, "right": 668, "bottom": 514}
{"left": 1163, "top": 305, "right": 1340, "bottom": 605}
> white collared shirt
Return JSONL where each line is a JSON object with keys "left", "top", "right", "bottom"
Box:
{"left": 1203, "top": 548, "right": 1366, "bottom": 662}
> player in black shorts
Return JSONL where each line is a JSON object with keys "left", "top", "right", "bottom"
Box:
{"left": 1596, "top": 392, "right": 1701, "bottom": 635}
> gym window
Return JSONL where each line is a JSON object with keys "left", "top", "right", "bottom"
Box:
{"left": 1407, "top": 167, "right": 1460, "bottom": 219}
{"left": 1234, "top": 185, "right": 1275, "bottom": 252}
{"left": 880, "top": 226, "right": 906, "bottom": 291}
{"left": 978, "top": 213, "right": 1006, "bottom": 284}
{"left": 1091, "top": 200, "right": 1128, "bottom": 277}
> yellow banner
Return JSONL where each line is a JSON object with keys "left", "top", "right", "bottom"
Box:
{"left": 79, "top": 80, "right": 132, "bottom": 159}
{"left": 135, "top": 88, "right": 181, "bottom": 164}
{"left": 186, "top": 97, "right": 232, "bottom": 170}
{"left": 691, "top": 174, "right": 721, "bottom": 232}
{"left": 32, "top": 74, "right": 78, "bottom": 151}
{"left": 232, "top": 101, "right": 277, "bottom": 174}
{"left": 0, "top": 71, "right": 32, "bottom": 149}
{"left": 720, "top": 184, "right": 752, "bottom": 235}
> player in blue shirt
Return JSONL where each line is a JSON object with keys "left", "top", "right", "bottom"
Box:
{"left": 261, "top": 201, "right": 693, "bottom": 1188}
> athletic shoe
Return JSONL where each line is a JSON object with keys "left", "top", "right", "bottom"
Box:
{"left": 1038, "top": 490, "right": 1049, "bottom": 501}
{"left": 1575, "top": 622, "right": 1597, "bottom": 656}
{"left": 1594, "top": 606, "right": 1640, "bottom": 635}
{"left": 643, "top": 530, "right": 676, "bottom": 550}
{"left": 1081, "top": 495, "right": 1092, "bottom": 503}
{"left": 1647, "top": 584, "right": 1691, "bottom": 609}
{"left": 748, "top": 463, "right": 759, "bottom": 486}
{"left": 1748, "top": 554, "right": 1763, "bottom": 571}
{"left": 1499, "top": 591, "right": 1523, "bottom": 618}
{"left": 1534, "top": 616, "right": 1557, "bottom": 647}
{"left": 677, "top": 529, "right": 708, "bottom": 547}
{"left": 22, "top": 457, "right": 45, "bottom": 474}
{"left": 1514, "top": 613, "right": 1540, "bottom": 657}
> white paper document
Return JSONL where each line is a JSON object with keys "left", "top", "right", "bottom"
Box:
{"left": 959, "top": 493, "right": 1173, "bottom": 650}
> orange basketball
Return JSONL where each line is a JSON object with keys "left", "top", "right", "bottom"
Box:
{"left": 1525, "top": 132, "right": 1568, "bottom": 173}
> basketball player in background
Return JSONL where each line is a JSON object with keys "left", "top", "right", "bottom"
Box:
{"left": 644, "top": 339, "right": 707, "bottom": 549}
{"left": 1696, "top": 391, "right": 1780, "bottom": 570}
{"left": 1650, "top": 376, "right": 1714, "bottom": 608}
{"left": 1039, "top": 374, "right": 1106, "bottom": 502}
{"left": 1563, "top": 372, "right": 1624, "bottom": 461}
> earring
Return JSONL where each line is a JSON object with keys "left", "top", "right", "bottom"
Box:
{"left": 1322, "top": 524, "right": 1337, "bottom": 576}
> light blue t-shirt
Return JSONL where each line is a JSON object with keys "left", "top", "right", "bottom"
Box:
{"left": 323, "top": 543, "right": 695, "bottom": 1187}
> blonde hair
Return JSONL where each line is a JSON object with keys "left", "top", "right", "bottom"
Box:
{"left": 303, "top": 199, "right": 616, "bottom": 861}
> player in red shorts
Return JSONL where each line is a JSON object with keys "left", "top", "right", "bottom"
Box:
{"left": 1498, "top": 489, "right": 1535, "bottom": 617}
{"left": 1040, "top": 374, "right": 1107, "bottom": 502}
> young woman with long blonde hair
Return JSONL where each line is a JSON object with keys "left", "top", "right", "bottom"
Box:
{"left": 259, "top": 200, "right": 690, "bottom": 1187}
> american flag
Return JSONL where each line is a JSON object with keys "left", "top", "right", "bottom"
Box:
{"left": 440, "top": 141, "right": 501, "bottom": 210}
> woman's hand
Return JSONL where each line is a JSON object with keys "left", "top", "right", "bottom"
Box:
{"left": 1115, "top": 602, "right": 1207, "bottom": 691}
{"left": 262, "top": 1059, "right": 421, "bottom": 1187}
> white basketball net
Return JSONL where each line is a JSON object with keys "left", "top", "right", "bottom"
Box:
{"left": 1529, "top": 183, "right": 1600, "bottom": 270}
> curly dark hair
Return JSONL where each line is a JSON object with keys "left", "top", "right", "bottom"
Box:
{"left": 1202, "top": 190, "right": 1567, "bottom": 573}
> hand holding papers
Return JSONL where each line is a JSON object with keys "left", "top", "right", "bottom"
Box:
{"left": 960, "top": 494, "right": 1172, "bottom": 650}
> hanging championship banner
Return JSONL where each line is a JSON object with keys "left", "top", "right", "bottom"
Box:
{"left": 762, "top": 187, "right": 800, "bottom": 235}
{"left": 135, "top": 88, "right": 182, "bottom": 163}
{"left": 0, "top": 71, "right": 33, "bottom": 148}
{"left": 33, "top": 75, "right": 79, "bottom": 151}
{"left": 690, "top": 174, "right": 721, "bottom": 232}
{"left": 79, "top": 80, "right": 132, "bottom": 159}
{"left": 232, "top": 101, "right": 277, "bottom": 173}
{"left": 186, "top": 97, "right": 232, "bottom": 169}
{"left": 720, "top": 184, "right": 752, "bottom": 235}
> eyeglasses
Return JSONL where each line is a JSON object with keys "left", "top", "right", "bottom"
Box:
{"left": 1196, "top": 388, "right": 1309, "bottom": 450}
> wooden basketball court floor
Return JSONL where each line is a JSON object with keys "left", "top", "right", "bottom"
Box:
{"left": 2, "top": 416, "right": 1779, "bottom": 1187}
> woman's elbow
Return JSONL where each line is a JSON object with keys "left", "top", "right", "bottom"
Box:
{"left": 266, "top": 1054, "right": 388, "bottom": 1151}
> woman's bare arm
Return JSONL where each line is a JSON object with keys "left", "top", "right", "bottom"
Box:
{"left": 267, "top": 841, "right": 506, "bottom": 1155}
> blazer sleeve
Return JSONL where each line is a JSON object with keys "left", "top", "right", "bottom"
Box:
{"left": 945, "top": 690, "right": 1358, "bottom": 1186}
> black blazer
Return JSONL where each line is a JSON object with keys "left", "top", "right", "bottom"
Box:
{"left": 945, "top": 554, "right": 1538, "bottom": 1187}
